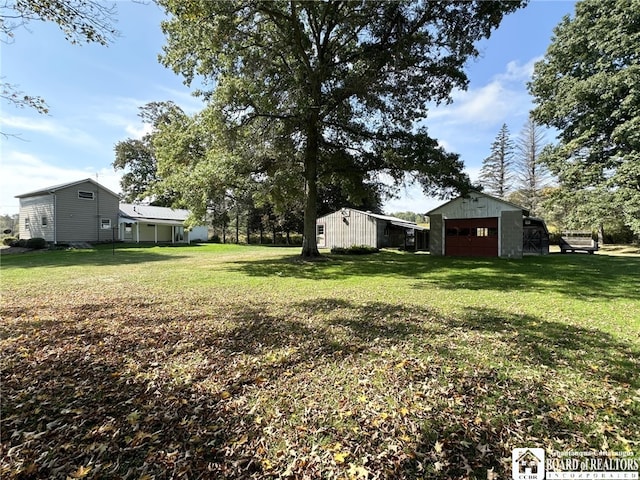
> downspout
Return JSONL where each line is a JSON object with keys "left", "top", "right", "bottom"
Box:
{"left": 53, "top": 192, "right": 57, "bottom": 244}
{"left": 96, "top": 187, "right": 100, "bottom": 242}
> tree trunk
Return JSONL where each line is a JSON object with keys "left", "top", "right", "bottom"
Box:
{"left": 598, "top": 223, "right": 605, "bottom": 245}
{"left": 235, "top": 209, "right": 239, "bottom": 244}
{"left": 301, "top": 114, "right": 320, "bottom": 258}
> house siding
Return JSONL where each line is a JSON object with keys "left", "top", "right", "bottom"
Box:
{"left": 52, "top": 181, "right": 119, "bottom": 243}
{"left": 19, "top": 195, "right": 55, "bottom": 242}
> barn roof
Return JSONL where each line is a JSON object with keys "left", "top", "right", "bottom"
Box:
{"left": 426, "top": 191, "right": 529, "bottom": 217}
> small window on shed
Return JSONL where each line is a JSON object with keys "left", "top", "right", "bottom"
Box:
{"left": 78, "top": 190, "right": 94, "bottom": 200}
{"left": 42, "top": 216, "right": 48, "bottom": 227}
{"left": 25, "top": 217, "right": 30, "bottom": 230}
{"left": 101, "top": 218, "right": 111, "bottom": 230}
{"left": 476, "top": 227, "right": 488, "bottom": 237}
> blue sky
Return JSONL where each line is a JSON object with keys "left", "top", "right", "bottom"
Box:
{"left": 0, "top": 1, "right": 576, "bottom": 216}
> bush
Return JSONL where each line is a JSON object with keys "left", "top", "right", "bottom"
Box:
{"left": 331, "top": 245, "right": 379, "bottom": 255}
{"left": 2, "top": 236, "right": 17, "bottom": 246}
{"left": 25, "top": 237, "right": 47, "bottom": 249}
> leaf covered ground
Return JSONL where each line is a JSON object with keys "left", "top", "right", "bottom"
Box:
{"left": 1, "top": 245, "right": 639, "bottom": 479}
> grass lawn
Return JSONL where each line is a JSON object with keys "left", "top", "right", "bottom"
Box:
{"left": 1, "top": 244, "right": 639, "bottom": 479}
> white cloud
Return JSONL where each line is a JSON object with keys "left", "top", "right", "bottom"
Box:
{"left": 0, "top": 114, "right": 100, "bottom": 148}
{"left": 0, "top": 151, "right": 122, "bottom": 215}
{"left": 427, "top": 57, "right": 539, "bottom": 129}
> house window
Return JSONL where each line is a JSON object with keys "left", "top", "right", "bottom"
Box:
{"left": 42, "top": 216, "right": 48, "bottom": 227}
{"left": 101, "top": 218, "right": 111, "bottom": 230}
{"left": 316, "top": 224, "right": 324, "bottom": 235}
{"left": 25, "top": 217, "right": 30, "bottom": 230}
{"left": 78, "top": 190, "right": 94, "bottom": 200}
{"left": 147, "top": 224, "right": 156, "bottom": 227}
{"left": 125, "top": 223, "right": 132, "bottom": 233}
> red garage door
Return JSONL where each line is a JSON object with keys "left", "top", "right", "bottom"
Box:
{"left": 445, "top": 218, "right": 498, "bottom": 257}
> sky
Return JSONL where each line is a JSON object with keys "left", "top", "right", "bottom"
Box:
{"left": 0, "top": 1, "right": 576, "bottom": 216}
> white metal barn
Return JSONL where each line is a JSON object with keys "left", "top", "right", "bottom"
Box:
{"left": 316, "top": 208, "right": 428, "bottom": 251}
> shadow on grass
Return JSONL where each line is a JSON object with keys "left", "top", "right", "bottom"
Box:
{"left": 233, "top": 251, "right": 640, "bottom": 300}
{"left": 0, "top": 243, "right": 191, "bottom": 269}
{"left": 2, "top": 295, "right": 638, "bottom": 479}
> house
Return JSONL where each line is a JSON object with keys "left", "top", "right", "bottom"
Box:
{"left": 16, "top": 178, "right": 209, "bottom": 245}
{"left": 16, "top": 178, "right": 120, "bottom": 244}
{"left": 316, "top": 208, "right": 428, "bottom": 251}
{"left": 118, "top": 204, "right": 208, "bottom": 244}
{"left": 428, "top": 191, "right": 548, "bottom": 258}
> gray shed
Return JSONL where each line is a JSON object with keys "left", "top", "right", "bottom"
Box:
{"left": 316, "top": 208, "right": 428, "bottom": 251}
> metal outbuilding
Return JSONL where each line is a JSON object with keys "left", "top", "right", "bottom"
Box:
{"left": 427, "top": 192, "right": 532, "bottom": 258}
{"left": 316, "top": 208, "right": 428, "bottom": 251}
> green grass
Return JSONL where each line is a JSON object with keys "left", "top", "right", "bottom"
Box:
{"left": 1, "top": 244, "right": 639, "bottom": 479}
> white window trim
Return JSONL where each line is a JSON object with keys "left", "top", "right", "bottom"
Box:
{"left": 78, "top": 190, "right": 95, "bottom": 200}
{"left": 101, "top": 218, "right": 111, "bottom": 230}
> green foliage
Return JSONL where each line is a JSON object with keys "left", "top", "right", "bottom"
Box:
{"left": 529, "top": 0, "right": 640, "bottom": 237}
{"left": 389, "top": 212, "right": 426, "bottom": 224}
{"left": 2, "top": 236, "right": 18, "bottom": 246}
{"left": 113, "top": 102, "right": 184, "bottom": 206}
{"left": 330, "top": 245, "right": 380, "bottom": 255}
{"left": 25, "top": 237, "right": 46, "bottom": 249}
{"left": 1, "top": 0, "right": 118, "bottom": 45}
{"left": 157, "top": 0, "right": 525, "bottom": 256}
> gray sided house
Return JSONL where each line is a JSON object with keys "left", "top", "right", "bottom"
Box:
{"left": 16, "top": 178, "right": 119, "bottom": 244}
{"left": 118, "top": 204, "right": 208, "bottom": 244}
{"left": 428, "top": 192, "right": 538, "bottom": 258}
{"left": 317, "top": 208, "right": 428, "bottom": 251}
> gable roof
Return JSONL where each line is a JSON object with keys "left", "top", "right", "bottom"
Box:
{"left": 319, "top": 208, "right": 428, "bottom": 231}
{"left": 426, "top": 191, "right": 529, "bottom": 217}
{"left": 15, "top": 178, "right": 120, "bottom": 199}
{"left": 119, "top": 204, "right": 191, "bottom": 222}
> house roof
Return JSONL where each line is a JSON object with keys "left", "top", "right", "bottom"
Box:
{"left": 426, "top": 191, "right": 530, "bottom": 217}
{"left": 319, "top": 208, "right": 428, "bottom": 231}
{"left": 119, "top": 203, "right": 191, "bottom": 223}
{"left": 15, "top": 178, "right": 120, "bottom": 199}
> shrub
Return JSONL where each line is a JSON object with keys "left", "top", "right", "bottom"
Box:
{"left": 331, "top": 245, "right": 379, "bottom": 255}
{"left": 25, "top": 237, "right": 47, "bottom": 249}
{"left": 2, "top": 236, "right": 17, "bottom": 246}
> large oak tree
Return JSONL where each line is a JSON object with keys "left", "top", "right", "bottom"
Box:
{"left": 529, "top": 0, "right": 640, "bottom": 238}
{"left": 158, "top": 0, "right": 525, "bottom": 256}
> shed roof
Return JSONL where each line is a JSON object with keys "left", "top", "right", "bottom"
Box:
{"left": 15, "top": 178, "right": 120, "bottom": 199}
{"left": 119, "top": 203, "right": 191, "bottom": 222}
{"left": 319, "top": 208, "right": 428, "bottom": 231}
{"left": 427, "top": 191, "right": 529, "bottom": 217}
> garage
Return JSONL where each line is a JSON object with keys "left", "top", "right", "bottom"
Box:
{"left": 428, "top": 192, "right": 529, "bottom": 259}
{"left": 445, "top": 218, "right": 498, "bottom": 257}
